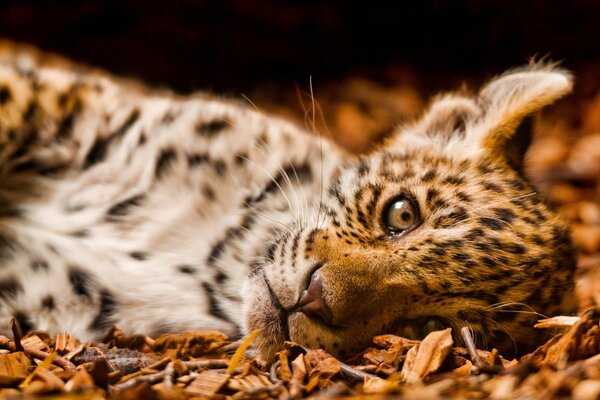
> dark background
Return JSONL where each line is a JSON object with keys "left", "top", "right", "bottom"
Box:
{"left": 1, "top": 0, "right": 599, "bottom": 96}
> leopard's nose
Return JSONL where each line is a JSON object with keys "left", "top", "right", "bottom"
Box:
{"left": 297, "top": 270, "right": 333, "bottom": 323}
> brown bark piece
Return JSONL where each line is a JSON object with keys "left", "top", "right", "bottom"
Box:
{"left": 228, "top": 373, "right": 271, "bottom": 391}
{"left": 55, "top": 331, "right": 82, "bottom": 355}
{"left": 21, "top": 335, "right": 49, "bottom": 353}
{"left": 152, "top": 331, "right": 227, "bottom": 359}
{"left": 64, "top": 368, "right": 96, "bottom": 392}
{"left": 278, "top": 351, "right": 292, "bottom": 382}
{"left": 0, "top": 352, "right": 32, "bottom": 386}
{"left": 184, "top": 369, "right": 230, "bottom": 397}
{"left": 22, "top": 368, "right": 65, "bottom": 394}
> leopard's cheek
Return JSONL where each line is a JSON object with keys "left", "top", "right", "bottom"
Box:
{"left": 242, "top": 273, "right": 287, "bottom": 362}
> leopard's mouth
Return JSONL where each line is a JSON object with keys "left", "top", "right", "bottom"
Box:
{"left": 391, "top": 316, "right": 449, "bottom": 340}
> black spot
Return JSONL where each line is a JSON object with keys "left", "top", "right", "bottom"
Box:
{"left": 215, "top": 271, "right": 228, "bottom": 284}
{"left": 138, "top": 133, "right": 147, "bottom": 146}
{"left": 30, "top": 259, "right": 49, "bottom": 271}
{"left": 196, "top": 118, "right": 230, "bottom": 136}
{"left": 479, "top": 217, "right": 505, "bottom": 231}
{"left": 493, "top": 208, "right": 517, "bottom": 223}
{"left": 57, "top": 92, "right": 70, "bottom": 109}
{"left": 475, "top": 242, "right": 493, "bottom": 251}
{"left": 478, "top": 162, "right": 494, "bottom": 174}
{"left": 456, "top": 191, "right": 472, "bottom": 203}
{"left": 235, "top": 153, "right": 248, "bottom": 165}
{"left": 68, "top": 268, "right": 93, "bottom": 300}
{"left": 509, "top": 243, "right": 527, "bottom": 254}
{"left": 0, "top": 233, "right": 16, "bottom": 260}
{"left": 70, "top": 229, "right": 89, "bottom": 238}
{"left": 23, "top": 101, "right": 38, "bottom": 121}
{"left": 161, "top": 109, "right": 177, "bottom": 124}
{"left": 426, "top": 188, "right": 440, "bottom": 203}
{"left": 129, "top": 251, "right": 148, "bottom": 261}
{"left": 532, "top": 209, "right": 548, "bottom": 223}
{"left": 107, "top": 194, "right": 145, "bottom": 219}
{"left": 89, "top": 290, "right": 117, "bottom": 331}
{"left": 155, "top": 148, "right": 177, "bottom": 178}
{"left": 432, "top": 199, "right": 449, "bottom": 209}
{"left": 56, "top": 100, "right": 81, "bottom": 139}
{"left": 41, "top": 295, "right": 55, "bottom": 310}
{"left": 178, "top": 265, "right": 195, "bottom": 274}
{"left": 483, "top": 182, "right": 503, "bottom": 193}
{"left": 213, "top": 160, "right": 227, "bottom": 176}
{"left": 283, "top": 163, "right": 312, "bottom": 183}
{"left": 187, "top": 153, "right": 209, "bottom": 167}
{"left": 531, "top": 234, "right": 545, "bottom": 246}
{"left": 506, "top": 179, "right": 526, "bottom": 191}
{"left": 13, "top": 311, "right": 33, "bottom": 333}
{"left": 202, "top": 282, "right": 232, "bottom": 321}
{"left": 0, "top": 85, "right": 12, "bottom": 105}
{"left": 481, "top": 257, "right": 497, "bottom": 268}
{"left": 431, "top": 247, "right": 446, "bottom": 256}
{"left": 452, "top": 253, "right": 471, "bottom": 262}
{"left": 202, "top": 185, "right": 216, "bottom": 201}
{"left": 206, "top": 240, "right": 227, "bottom": 268}
{"left": 0, "top": 278, "right": 22, "bottom": 300}
{"left": 422, "top": 170, "right": 437, "bottom": 182}
{"left": 83, "top": 108, "right": 140, "bottom": 168}
{"left": 466, "top": 228, "right": 485, "bottom": 241}
{"left": 444, "top": 175, "right": 464, "bottom": 185}
{"left": 0, "top": 205, "right": 23, "bottom": 218}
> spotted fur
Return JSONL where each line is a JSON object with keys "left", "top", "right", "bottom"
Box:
{"left": 0, "top": 49, "right": 576, "bottom": 361}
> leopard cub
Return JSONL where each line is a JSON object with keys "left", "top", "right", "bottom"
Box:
{"left": 0, "top": 48, "right": 576, "bottom": 360}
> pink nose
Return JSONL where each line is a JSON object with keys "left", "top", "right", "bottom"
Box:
{"left": 297, "top": 270, "right": 333, "bottom": 324}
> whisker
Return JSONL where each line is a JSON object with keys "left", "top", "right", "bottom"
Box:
{"left": 252, "top": 137, "right": 308, "bottom": 230}
{"left": 240, "top": 93, "right": 259, "bottom": 110}
{"left": 238, "top": 155, "right": 296, "bottom": 222}
{"left": 448, "top": 192, "right": 537, "bottom": 229}
{"left": 308, "top": 76, "right": 326, "bottom": 231}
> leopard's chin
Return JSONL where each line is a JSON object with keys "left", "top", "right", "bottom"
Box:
{"left": 286, "top": 311, "right": 451, "bottom": 359}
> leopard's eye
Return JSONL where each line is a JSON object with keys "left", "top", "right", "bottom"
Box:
{"left": 383, "top": 196, "right": 419, "bottom": 234}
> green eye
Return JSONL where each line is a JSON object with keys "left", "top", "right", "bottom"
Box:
{"left": 384, "top": 196, "right": 419, "bottom": 234}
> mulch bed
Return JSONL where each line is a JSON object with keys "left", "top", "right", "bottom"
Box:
{"left": 0, "top": 310, "right": 599, "bottom": 399}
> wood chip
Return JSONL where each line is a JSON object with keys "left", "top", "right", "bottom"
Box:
{"left": 21, "top": 335, "right": 49, "bottom": 353}
{"left": 153, "top": 331, "right": 228, "bottom": 359}
{"left": 0, "top": 352, "right": 32, "bottom": 386}
{"left": 55, "top": 331, "right": 81, "bottom": 355}
{"left": 184, "top": 369, "right": 230, "bottom": 397}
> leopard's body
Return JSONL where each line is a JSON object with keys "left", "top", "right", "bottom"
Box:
{"left": 0, "top": 48, "right": 577, "bottom": 360}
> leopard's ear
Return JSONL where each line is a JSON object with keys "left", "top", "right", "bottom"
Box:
{"left": 470, "top": 64, "right": 572, "bottom": 155}
{"left": 389, "top": 64, "right": 573, "bottom": 165}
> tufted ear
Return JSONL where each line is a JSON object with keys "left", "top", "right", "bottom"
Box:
{"left": 390, "top": 64, "right": 573, "bottom": 166}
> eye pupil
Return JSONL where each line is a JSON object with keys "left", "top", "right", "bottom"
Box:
{"left": 401, "top": 212, "right": 411, "bottom": 221}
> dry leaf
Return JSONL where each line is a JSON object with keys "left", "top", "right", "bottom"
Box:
{"left": 401, "top": 328, "right": 453, "bottom": 383}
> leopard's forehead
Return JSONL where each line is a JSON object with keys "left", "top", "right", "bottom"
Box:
{"left": 326, "top": 149, "right": 509, "bottom": 218}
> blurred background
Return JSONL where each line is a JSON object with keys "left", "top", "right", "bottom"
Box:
{"left": 1, "top": 0, "right": 600, "bottom": 304}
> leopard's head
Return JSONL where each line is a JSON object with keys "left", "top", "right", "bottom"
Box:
{"left": 244, "top": 65, "right": 577, "bottom": 360}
